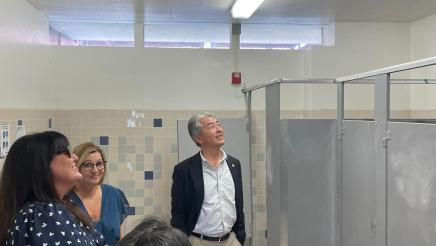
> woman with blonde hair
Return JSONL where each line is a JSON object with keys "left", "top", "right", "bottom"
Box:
{"left": 70, "top": 142, "right": 130, "bottom": 246}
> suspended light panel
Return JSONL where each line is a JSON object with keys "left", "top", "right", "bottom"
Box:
{"left": 231, "top": 0, "right": 265, "bottom": 19}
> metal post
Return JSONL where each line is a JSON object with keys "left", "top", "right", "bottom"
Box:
{"left": 265, "top": 83, "right": 282, "bottom": 246}
{"left": 231, "top": 23, "right": 241, "bottom": 73}
{"left": 336, "top": 82, "right": 344, "bottom": 246}
{"left": 374, "top": 74, "right": 390, "bottom": 246}
{"left": 134, "top": 22, "right": 144, "bottom": 48}
{"left": 245, "top": 91, "right": 254, "bottom": 246}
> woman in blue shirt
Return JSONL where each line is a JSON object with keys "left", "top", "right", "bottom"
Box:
{"left": 70, "top": 142, "right": 130, "bottom": 245}
{"left": 0, "top": 131, "right": 103, "bottom": 245}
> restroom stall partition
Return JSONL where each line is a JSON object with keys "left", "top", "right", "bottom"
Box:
{"left": 337, "top": 56, "right": 436, "bottom": 246}
{"left": 243, "top": 56, "right": 436, "bottom": 246}
{"left": 243, "top": 79, "right": 338, "bottom": 246}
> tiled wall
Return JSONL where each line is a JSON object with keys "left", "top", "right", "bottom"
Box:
{"left": 0, "top": 108, "right": 418, "bottom": 246}
{"left": 47, "top": 109, "right": 269, "bottom": 244}
{"left": 0, "top": 109, "right": 54, "bottom": 169}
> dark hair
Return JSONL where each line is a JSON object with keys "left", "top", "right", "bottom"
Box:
{"left": 117, "top": 216, "right": 191, "bottom": 246}
{"left": 0, "top": 131, "right": 92, "bottom": 244}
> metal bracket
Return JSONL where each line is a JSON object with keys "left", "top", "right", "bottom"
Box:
{"left": 338, "top": 128, "right": 345, "bottom": 142}
{"left": 381, "top": 131, "right": 391, "bottom": 148}
{"left": 370, "top": 221, "right": 377, "bottom": 233}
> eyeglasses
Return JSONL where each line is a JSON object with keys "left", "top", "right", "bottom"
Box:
{"left": 80, "top": 160, "right": 107, "bottom": 171}
{"left": 57, "top": 146, "right": 72, "bottom": 158}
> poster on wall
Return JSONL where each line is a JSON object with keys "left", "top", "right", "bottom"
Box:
{"left": 16, "top": 120, "right": 25, "bottom": 138}
{"left": 0, "top": 123, "right": 10, "bottom": 159}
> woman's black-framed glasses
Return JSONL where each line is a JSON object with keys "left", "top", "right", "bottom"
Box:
{"left": 80, "top": 160, "right": 107, "bottom": 171}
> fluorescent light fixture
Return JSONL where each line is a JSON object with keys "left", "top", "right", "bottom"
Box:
{"left": 231, "top": 0, "right": 265, "bottom": 19}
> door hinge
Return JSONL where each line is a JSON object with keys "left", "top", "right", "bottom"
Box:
{"left": 382, "top": 131, "right": 391, "bottom": 148}
{"left": 370, "top": 221, "right": 377, "bottom": 233}
{"left": 338, "top": 128, "right": 345, "bottom": 141}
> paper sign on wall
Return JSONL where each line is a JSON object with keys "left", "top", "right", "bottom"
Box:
{"left": 0, "top": 123, "right": 10, "bottom": 159}
{"left": 16, "top": 120, "right": 25, "bottom": 138}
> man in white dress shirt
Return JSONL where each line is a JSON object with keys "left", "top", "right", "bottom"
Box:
{"left": 171, "top": 113, "right": 245, "bottom": 246}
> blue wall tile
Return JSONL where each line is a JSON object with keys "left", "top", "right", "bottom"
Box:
{"left": 153, "top": 118, "right": 162, "bottom": 127}
{"left": 127, "top": 206, "right": 136, "bottom": 215}
{"left": 100, "top": 136, "right": 109, "bottom": 145}
{"left": 144, "top": 171, "right": 154, "bottom": 180}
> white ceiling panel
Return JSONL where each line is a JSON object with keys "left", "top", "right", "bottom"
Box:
{"left": 25, "top": 0, "right": 436, "bottom": 42}
{"left": 27, "top": 0, "right": 436, "bottom": 24}
{"left": 200, "top": 0, "right": 233, "bottom": 9}
{"left": 335, "top": 0, "right": 436, "bottom": 22}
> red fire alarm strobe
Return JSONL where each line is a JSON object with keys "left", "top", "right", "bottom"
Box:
{"left": 231, "top": 72, "right": 242, "bottom": 85}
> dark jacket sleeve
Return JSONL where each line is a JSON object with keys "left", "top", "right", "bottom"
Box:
{"left": 170, "top": 164, "right": 188, "bottom": 235}
{"left": 231, "top": 158, "right": 246, "bottom": 245}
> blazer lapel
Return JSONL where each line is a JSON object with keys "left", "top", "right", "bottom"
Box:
{"left": 227, "top": 158, "right": 239, "bottom": 187}
{"left": 189, "top": 152, "right": 204, "bottom": 206}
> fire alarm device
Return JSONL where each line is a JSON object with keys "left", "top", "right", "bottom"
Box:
{"left": 231, "top": 72, "right": 242, "bottom": 85}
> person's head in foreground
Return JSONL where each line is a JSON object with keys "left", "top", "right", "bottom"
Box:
{"left": 117, "top": 216, "right": 191, "bottom": 246}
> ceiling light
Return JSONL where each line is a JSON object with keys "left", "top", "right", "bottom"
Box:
{"left": 231, "top": 0, "right": 265, "bottom": 19}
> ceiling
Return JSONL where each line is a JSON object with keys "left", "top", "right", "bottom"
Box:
{"left": 27, "top": 0, "right": 436, "bottom": 24}
{"left": 26, "top": 0, "right": 436, "bottom": 41}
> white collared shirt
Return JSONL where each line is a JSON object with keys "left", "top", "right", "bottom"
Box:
{"left": 192, "top": 150, "right": 236, "bottom": 237}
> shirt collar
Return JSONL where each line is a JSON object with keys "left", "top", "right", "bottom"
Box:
{"left": 200, "top": 149, "right": 228, "bottom": 166}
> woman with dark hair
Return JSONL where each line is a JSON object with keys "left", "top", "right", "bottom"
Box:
{"left": 0, "top": 131, "right": 104, "bottom": 245}
{"left": 69, "top": 142, "right": 130, "bottom": 245}
{"left": 117, "top": 216, "right": 191, "bottom": 246}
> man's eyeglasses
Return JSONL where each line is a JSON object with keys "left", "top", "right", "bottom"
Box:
{"left": 80, "top": 160, "right": 107, "bottom": 171}
{"left": 57, "top": 146, "right": 72, "bottom": 158}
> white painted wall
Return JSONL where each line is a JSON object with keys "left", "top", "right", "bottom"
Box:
{"left": 0, "top": 0, "right": 53, "bottom": 109}
{"left": 0, "top": 0, "right": 429, "bottom": 111}
{"left": 410, "top": 13, "right": 436, "bottom": 110}
{"left": 52, "top": 22, "right": 413, "bottom": 111}
{"left": 309, "top": 22, "right": 412, "bottom": 111}
{"left": 52, "top": 47, "right": 307, "bottom": 110}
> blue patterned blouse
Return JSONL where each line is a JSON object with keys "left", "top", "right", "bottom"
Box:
{"left": 5, "top": 201, "right": 104, "bottom": 246}
{"left": 70, "top": 184, "right": 130, "bottom": 246}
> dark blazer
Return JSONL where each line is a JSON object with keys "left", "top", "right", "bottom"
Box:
{"left": 171, "top": 152, "right": 246, "bottom": 245}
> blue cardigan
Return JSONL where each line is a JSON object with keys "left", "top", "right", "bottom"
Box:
{"left": 70, "top": 184, "right": 130, "bottom": 246}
